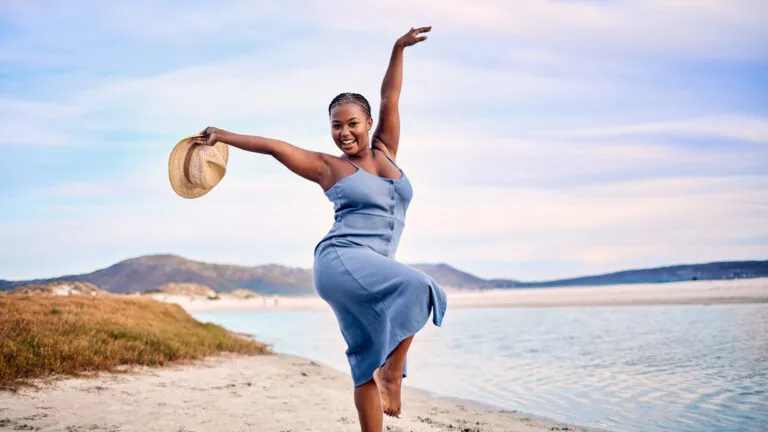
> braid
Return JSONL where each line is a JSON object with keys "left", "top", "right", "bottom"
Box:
{"left": 328, "top": 92, "right": 372, "bottom": 119}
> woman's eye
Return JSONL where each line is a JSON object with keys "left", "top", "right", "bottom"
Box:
{"left": 350, "top": 122, "right": 358, "bottom": 127}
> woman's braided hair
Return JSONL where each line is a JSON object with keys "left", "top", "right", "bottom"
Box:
{"left": 328, "top": 92, "right": 372, "bottom": 119}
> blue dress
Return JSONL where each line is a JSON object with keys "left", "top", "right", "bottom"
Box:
{"left": 313, "top": 148, "right": 448, "bottom": 387}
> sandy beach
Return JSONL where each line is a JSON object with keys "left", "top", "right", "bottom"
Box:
{"left": 161, "top": 278, "right": 768, "bottom": 314}
{"left": 3, "top": 278, "right": 765, "bottom": 431}
{"left": 0, "top": 352, "right": 592, "bottom": 432}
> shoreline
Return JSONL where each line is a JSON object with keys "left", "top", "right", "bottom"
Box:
{"left": 4, "top": 279, "right": 760, "bottom": 430}
{"left": 0, "top": 352, "right": 599, "bottom": 432}
{"left": 158, "top": 278, "right": 768, "bottom": 314}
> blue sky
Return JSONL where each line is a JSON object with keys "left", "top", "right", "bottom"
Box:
{"left": 1, "top": 0, "right": 766, "bottom": 281}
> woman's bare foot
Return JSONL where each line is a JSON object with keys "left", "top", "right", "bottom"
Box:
{"left": 373, "top": 362, "right": 402, "bottom": 418}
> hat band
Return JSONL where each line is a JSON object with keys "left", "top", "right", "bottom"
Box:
{"left": 183, "top": 144, "right": 196, "bottom": 184}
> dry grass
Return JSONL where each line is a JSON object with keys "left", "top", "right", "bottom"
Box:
{"left": 0, "top": 295, "right": 271, "bottom": 390}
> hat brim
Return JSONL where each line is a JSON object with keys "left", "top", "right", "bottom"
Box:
{"left": 168, "top": 136, "right": 229, "bottom": 199}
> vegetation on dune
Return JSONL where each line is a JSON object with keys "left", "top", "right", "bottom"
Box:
{"left": 0, "top": 295, "right": 271, "bottom": 390}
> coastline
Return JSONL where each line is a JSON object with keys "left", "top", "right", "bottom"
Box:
{"left": 4, "top": 279, "right": 763, "bottom": 431}
{"left": 0, "top": 352, "right": 597, "bottom": 432}
{"left": 159, "top": 277, "right": 768, "bottom": 314}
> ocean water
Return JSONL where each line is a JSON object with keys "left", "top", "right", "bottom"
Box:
{"left": 194, "top": 304, "right": 768, "bottom": 432}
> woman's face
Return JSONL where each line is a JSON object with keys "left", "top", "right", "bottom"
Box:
{"left": 330, "top": 103, "right": 372, "bottom": 156}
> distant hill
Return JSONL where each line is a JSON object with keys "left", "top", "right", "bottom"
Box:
{"left": 0, "top": 255, "right": 315, "bottom": 295}
{"left": 411, "top": 263, "right": 495, "bottom": 289}
{"left": 517, "top": 260, "right": 768, "bottom": 288}
{"left": 0, "top": 255, "right": 766, "bottom": 295}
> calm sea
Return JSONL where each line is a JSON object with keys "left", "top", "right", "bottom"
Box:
{"left": 194, "top": 304, "right": 768, "bottom": 432}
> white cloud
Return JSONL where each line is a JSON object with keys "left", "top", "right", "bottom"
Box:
{"left": 0, "top": 51, "right": 582, "bottom": 148}
{"left": 3, "top": 133, "right": 766, "bottom": 279}
{"left": 2, "top": 0, "right": 765, "bottom": 75}
{"left": 396, "top": 175, "right": 768, "bottom": 276}
{"left": 3, "top": 0, "right": 764, "bottom": 149}
{"left": 0, "top": 99, "right": 83, "bottom": 147}
{"left": 545, "top": 116, "right": 768, "bottom": 144}
{"left": 1, "top": 0, "right": 766, "bottom": 281}
{"left": 304, "top": 0, "right": 768, "bottom": 58}
{"left": 396, "top": 126, "right": 766, "bottom": 189}
{"left": 0, "top": 1, "right": 282, "bottom": 40}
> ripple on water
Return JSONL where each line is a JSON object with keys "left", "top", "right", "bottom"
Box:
{"left": 195, "top": 303, "right": 768, "bottom": 432}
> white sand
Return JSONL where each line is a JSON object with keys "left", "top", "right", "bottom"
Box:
{"left": 0, "top": 353, "right": 592, "bottom": 432}
{"left": 162, "top": 278, "right": 768, "bottom": 314}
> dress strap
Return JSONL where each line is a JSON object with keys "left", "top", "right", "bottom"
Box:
{"left": 372, "top": 147, "right": 400, "bottom": 170}
{"left": 342, "top": 158, "right": 361, "bottom": 170}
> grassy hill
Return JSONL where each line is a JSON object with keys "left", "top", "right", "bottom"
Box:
{"left": 0, "top": 295, "right": 269, "bottom": 390}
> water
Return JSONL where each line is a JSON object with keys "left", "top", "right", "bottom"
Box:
{"left": 194, "top": 304, "right": 768, "bottom": 432}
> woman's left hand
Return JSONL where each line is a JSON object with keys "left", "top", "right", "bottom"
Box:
{"left": 396, "top": 26, "right": 431, "bottom": 48}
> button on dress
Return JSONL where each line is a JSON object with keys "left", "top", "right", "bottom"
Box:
{"left": 313, "top": 148, "right": 448, "bottom": 387}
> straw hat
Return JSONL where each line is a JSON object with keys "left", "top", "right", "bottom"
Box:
{"left": 168, "top": 136, "right": 229, "bottom": 199}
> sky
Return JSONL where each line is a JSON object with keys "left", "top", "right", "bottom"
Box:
{"left": 1, "top": 0, "right": 767, "bottom": 282}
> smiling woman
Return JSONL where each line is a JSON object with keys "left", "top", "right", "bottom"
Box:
{"left": 182, "top": 26, "right": 447, "bottom": 432}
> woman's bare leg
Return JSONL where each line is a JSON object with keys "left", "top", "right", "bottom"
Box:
{"left": 354, "top": 380, "right": 383, "bottom": 432}
{"left": 373, "top": 335, "right": 414, "bottom": 417}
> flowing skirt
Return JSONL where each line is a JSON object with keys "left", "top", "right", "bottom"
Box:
{"left": 313, "top": 240, "right": 447, "bottom": 387}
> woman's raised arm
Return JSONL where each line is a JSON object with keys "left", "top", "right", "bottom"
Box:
{"left": 192, "top": 127, "right": 332, "bottom": 188}
{"left": 372, "top": 26, "right": 431, "bottom": 159}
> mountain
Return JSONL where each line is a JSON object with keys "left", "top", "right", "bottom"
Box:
{"left": 1, "top": 255, "right": 766, "bottom": 295}
{"left": 516, "top": 260, "right": 768, "bottom": 288}
{"left": 411, "top": 263, "right": 497, "bottom": 289}
{"left": 0, "top": 255, "right": 314, "bottom": 295}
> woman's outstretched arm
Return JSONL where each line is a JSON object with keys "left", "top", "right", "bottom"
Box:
{"left": 372, "top": 26, "right": 431, "bottom": 159}
{"left": 192, "top": 127, "right": 333, "bottom": 189}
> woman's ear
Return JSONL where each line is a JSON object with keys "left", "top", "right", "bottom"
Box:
{"left": 367, "top": 117, "right": 373, "bottom": 130}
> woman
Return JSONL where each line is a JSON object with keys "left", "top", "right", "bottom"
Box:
{"left": 192, "top": 26, "right": 447, "bottom": 431}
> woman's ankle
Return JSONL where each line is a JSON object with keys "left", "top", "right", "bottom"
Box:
{"left": 381, "top": 360, "right": 403, "bottom": 380}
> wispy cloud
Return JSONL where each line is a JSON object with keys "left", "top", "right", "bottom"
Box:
{"left": 0, "top": 1, "right": 766, "bottom": 280}
{"left": 303, "top": 0, "right": 768, "bottom": 58}
{"left": 546, "top": 116, "right": 768, "bottom": 144}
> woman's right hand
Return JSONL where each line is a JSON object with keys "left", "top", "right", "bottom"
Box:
{"left": 191, "top": 126, "right": 225, "bottom": 146}
{"left": 396, "top": 26, "right": 431, "bottom": 48}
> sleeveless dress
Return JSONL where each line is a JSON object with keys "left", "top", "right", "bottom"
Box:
{"left": 313, "top": 148, "right": 448, "bottom": 387}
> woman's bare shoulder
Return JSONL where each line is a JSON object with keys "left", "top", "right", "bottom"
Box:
{"left": 317, "top": 152, "right": 351, "bottom": 168}
{"left": 316, "top": 152, "right": 357, "bottom": 187}
{"left": 372, "top": 140, "right": 396, "bottom": 161}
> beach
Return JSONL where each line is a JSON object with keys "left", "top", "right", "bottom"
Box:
{"left": 161, "top": 278, "right": 768, "bottom": 314}
{"left": 0, "top": 352, "right": 591, "bottom": 432}
{"left": 3, "top": 278, "right": 766, "bottom": 431}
